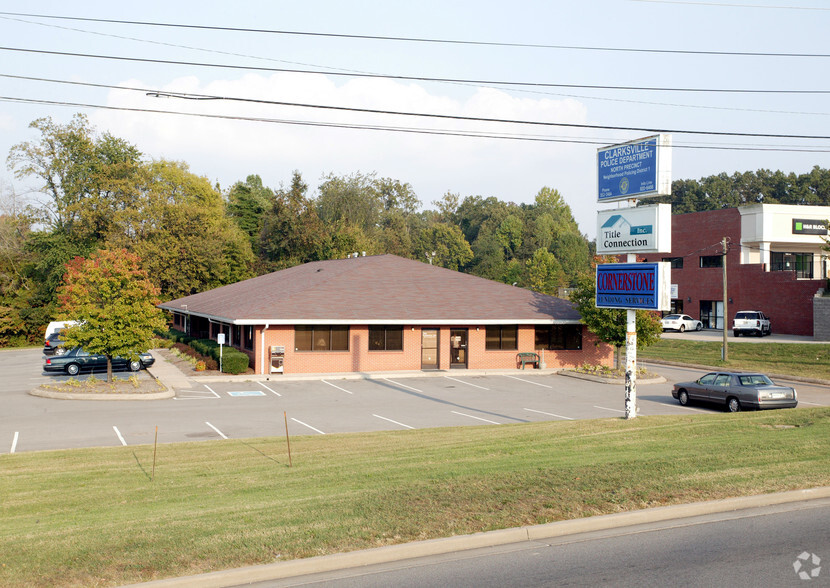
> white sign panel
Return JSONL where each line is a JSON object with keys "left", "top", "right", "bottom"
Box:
{"left": 596, "top": 203, "right": 672, "bottom": 255}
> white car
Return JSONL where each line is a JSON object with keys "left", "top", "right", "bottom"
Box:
{"left": 661, "top": 314, "right": 703, "bottom": 332}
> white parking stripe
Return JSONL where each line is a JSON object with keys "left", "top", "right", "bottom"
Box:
{"left": 383, "top": 378, "right": 422, "bottom": 393}
{"left": 451, "top": 410, "right": 501, "bottom": 425}
{"left": 202, "top": 385, "right": 221, "bottom": 398}
{"left": 524, "top": 408, "right": 573, "bottom": 420}
{"left": 291, "top": 418, "right": 325, "bottom": 435}
{"left": 322, "top": 380, "right": 353, "bottom": 394}
{"left": 205, "top": 422, "right": 228, "bottom": 439}
{"left": 798, "top": 400, "right": 824, "bottom": 406}
{"left": 503, "top": 375, "right": 553, "bottom": 389}
{"left": 594, "top": 405, "right": 625, "bottom": 413}
{"left": 373, "top": 414, "right": 415, "bottom": 429}
{"left": 445, "top": 376, "right": 489, "bottom": 390}
{"left": 259, "top": 382, "right": 281, "bottom": 396}
{"left": 113, "top": 426, "right": 127, "bottom": 446}
{"left": 10, "top": 431, "right": 19, "bottom": 454}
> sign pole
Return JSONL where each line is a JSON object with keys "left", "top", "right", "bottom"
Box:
{"left": 625, "top": 253, "right": 637, "bottom": 419}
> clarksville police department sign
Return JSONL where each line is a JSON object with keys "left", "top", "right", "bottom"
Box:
{"left": 595, "top": 262, "right": 671, "bottom": 311}
{"left": 596, "top": 203, "right": 671, "bottom": 255}
{"left": 597, "top": 134, "right": 672, "bottom": 202}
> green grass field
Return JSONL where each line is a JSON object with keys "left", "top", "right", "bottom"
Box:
{"left": 639, "top": 339, "right": 830, "bottom": 381}
{"left": 2, "top": 407, "right": 830, "bottom": 587}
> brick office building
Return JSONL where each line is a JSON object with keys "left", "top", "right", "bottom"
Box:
{"left": 646, "top": 204, "right": 829, "bottom": 336}
{"left": 160, "top": 254, "right": 613, "bottom": 375}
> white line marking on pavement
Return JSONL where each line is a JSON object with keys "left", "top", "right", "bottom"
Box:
{"left": 444, "top": 376, "right": 489, "bottom": 390}
{"left": 451, "top": 410, "right": 501, "bottom": 425}
{"left": 383, "top": 378, "right": 422, "bottom": 393}
{"left": 524, "top": 408, "right": 573, "bottom": 420}
{"left": 203, "top": 385, "right": 221, "bottom": 398}
{"left": 10, "top": 431, "right": 19, "bottom": 454}
{"left": 205, "top": 422, "right": 228, "bottom": 439}
{"left": 594, "top": 405, "right": 624, "bottom": 413}
{"left": 322, "top": 380, "right": 353, "bottom": 394}
{"left": 503, "top": 375, "right": 553, "bottom": 389}
{"left": 291, "top": 418, "right": 325, "bottom": 435}
{"left": 113, "top": 426, "right": 127, "bottom": 446}
{"left": 259, "top": 382, "right": 281, "bottom": 396}
{"left": 798, "top": 400, "right": 824, "bottom": 406}
{"left": 373, "top": 414, "right": 415, "bottom": 429}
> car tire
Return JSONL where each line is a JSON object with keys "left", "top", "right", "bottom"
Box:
{"left": 696, "top": 323, "right": 702, "bottom": 331}
{"left": 66, "top": 363, "right": 80, "bottom": 376}
{"left": 727, "top": 397, "right": 741, "bottom": 413}
{"left": 733, "top": 331, "right": 739, "bottom": 337}
{"left": 129, "top": 360, "right": 142, "bottom": 372}
{"left": 678, "top": 390, "right": 689, "bottom": 406}
{"left": 679, "top": 324, "right": 686, "bottom": 333}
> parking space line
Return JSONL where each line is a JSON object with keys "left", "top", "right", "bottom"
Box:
{"left": 373, "top": 414, "right": 415, "bottom": 429}
{"left": 451, "top": 410, "right": 501, "bottom": 425}
{"left": 524, "top": 408, "right": 573, "bottom": 420}
{"left": 291, "top": 418, "right": 325, "bottom": 435}
{"left": 322, "top": 380, "right": 353, "bottom": 395}
{"left": 503, "top": 375, "right": 553, "bottom": 389}
{"left": 259, "top": 382, "right": 281, "bottom": 396}
{"left": 444, "top": 376, "right": 489, "bottom": 390}
{"left": 594, "top": 405, "right": 624, "bottom": 413}
{"left": 799, "top": 400, "right": 824, "bottom": 406}
{"left": 113, "top": 426, "right": 127, "bottom": 446}
{"left": 205, "top": 422, "right": 228, "bottom": 439}
{"left": 10, "top": 431, "right": 19, "bottom": 454}
{"left": 382, "top": 378, "right": 422, "bottom": 393}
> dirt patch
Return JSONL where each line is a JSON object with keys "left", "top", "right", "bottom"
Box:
{"left": 38, "top": 376, "right": 166, "bottom": 395}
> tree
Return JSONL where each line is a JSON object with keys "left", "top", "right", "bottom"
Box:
{"left": 414, "top": 222, "right": 473, "bottom": 271}
{"left": 525, "top": 248, "right": 565, "bottom": 295}
{"left": 57, "top": 249, "right": 166, "bottom": 382}
{"left": 225, "top": 174, "right": 273, "bottom": 251}
{"left": 569, "top": 269, "right": 663, "bottom": 369}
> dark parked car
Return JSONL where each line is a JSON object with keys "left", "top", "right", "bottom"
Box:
{"left": 672, "top": 371, "right": 797, "bottom": 412}
{"left": 42, "top": 331, "right": 66, "bottom": 356}
{"left": 43, "top": 347, "right": 155, "bottom": 376}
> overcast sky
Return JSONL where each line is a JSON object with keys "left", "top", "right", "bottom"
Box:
{"left": 2, "top": 1, "right": 829, "bottom": 239}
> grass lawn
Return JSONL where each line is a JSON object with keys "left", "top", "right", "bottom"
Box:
{"left": 640, "top": 339, "right": 830, "bottom": 381}
{"left": 2, "top": 407, "right": 830, "bottom": 587}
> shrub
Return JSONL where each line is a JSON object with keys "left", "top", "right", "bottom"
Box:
{"left": 221, "top": 349, "right": 249, "bottom": 374}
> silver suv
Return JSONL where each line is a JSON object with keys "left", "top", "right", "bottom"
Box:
{"left": 733, "top": 310, "right": 771, "bottom": 337}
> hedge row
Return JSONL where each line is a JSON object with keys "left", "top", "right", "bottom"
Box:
{"left": 159, "top": 328, "right": 250, "bottom": 374}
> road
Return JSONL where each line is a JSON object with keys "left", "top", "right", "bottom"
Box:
{"left": 249, "top": 498, "right": 830, "bottom": 587}
{"left": 2, "top": 348, "right": 829, "bottom": 454}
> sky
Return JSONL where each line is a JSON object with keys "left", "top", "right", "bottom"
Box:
{"left": 1, "top": 0, "right": 829, "bottom": 240}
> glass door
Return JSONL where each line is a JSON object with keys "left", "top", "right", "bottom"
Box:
{"left": 421, "top": 329, "right": 439, "bottom": 370}
{"left": 450, "top": 329, "right": 468, "bottom": 368}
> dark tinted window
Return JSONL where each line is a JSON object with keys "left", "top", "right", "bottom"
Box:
{"left": 535, "top": 325, "right": 582, "bottom": 350}
{"left": 485, "top": 325, "right": 518, "bottom": 350}
{"left": 295, "top": 326, "right": 349, "bottom": 351}
{"left": 369, "top": 326, "right": 403, "bottom": 351}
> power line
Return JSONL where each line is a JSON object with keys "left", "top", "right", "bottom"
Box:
{"left": 3, "top": 95, "right": 830, "bottom": 153}
{"left": 631, "top": 0, "right": 830, "bottom": 10}
{"left": 1, "top": 10, "right": 828, "bottom": 58}
{"left": 4, "top": 46, "right": 830, "bottom": 95}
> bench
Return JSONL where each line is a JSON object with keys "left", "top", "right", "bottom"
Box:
{"left": 517, "top": 352, "right": 540, "bottom": 370}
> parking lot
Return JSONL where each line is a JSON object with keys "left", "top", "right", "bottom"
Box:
{"left": 2, "top": 348, "right": 829, "bottom": 454}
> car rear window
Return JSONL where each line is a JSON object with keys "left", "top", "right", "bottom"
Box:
{"left": 736, "top": 312, "right": 758, "bottom": 319}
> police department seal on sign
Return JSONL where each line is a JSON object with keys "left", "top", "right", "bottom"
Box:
{"left": 620, "top": 177, "right": 629, "bottom": 195}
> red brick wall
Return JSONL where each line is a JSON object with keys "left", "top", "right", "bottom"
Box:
{"left": 649, "top": 209, "right": 823, "bottom": 336}
{"left": 240, "top": 324, "right": 613, "bottom": 374}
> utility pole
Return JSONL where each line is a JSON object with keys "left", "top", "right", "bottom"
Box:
{"left": 625, "top": 253, "right": 637, "bottom": 420}
{"left": 722, "top": 237, "right": 728, "bottom": 362}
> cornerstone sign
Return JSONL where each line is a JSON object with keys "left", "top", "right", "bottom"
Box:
{"left": 595, "top": 262, "right": 671, "bottom": 311}
{"left": 597, "top": 134, "right": 672, "bottom": 202}
{"left": 596, "top": 203, "right": 671, "bottom": 255}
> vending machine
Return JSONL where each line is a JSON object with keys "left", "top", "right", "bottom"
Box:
{"left": 270, "top": 345, "right": 285, "bottom": 373}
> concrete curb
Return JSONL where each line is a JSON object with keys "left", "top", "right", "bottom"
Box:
{"left": 557, "top": 370, "right": 666, "bottom": 385}
{"left": 29, "top": 386, "right": 174, "bottom": 401}
{"left": 127, "top": 486, "right": 830, "bottom": 587}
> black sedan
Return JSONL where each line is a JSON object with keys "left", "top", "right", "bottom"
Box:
{"left": 672, "top": 371, "right": 797, "bottom": 412}
{"left": 43, "top": 347, "right": 155, "bottom": 376}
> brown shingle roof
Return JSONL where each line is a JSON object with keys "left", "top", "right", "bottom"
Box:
{"left": 160, "top": 254, "right": 581, "bottom": 325}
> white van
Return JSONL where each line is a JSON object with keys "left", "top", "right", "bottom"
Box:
{"left": 44, "top": 320, "right": 79, "bottom": 342}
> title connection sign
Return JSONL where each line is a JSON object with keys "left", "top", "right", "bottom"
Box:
{"left": 597, "top": 134, "right": 672, "bottom": 202}
{"left": 596, "top": 204, "right": 671, "bottom": 255}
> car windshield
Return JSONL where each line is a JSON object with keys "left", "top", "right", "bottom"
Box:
{"left": 738, "top": 374, "right": 774, "bottom": 386}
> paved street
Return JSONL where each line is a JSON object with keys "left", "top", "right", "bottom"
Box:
{"left": 2, "top": 347, "right": 829, "bottom": 454}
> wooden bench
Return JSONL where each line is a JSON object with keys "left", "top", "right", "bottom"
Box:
{"left": 517, "top": 352, "right": 540, "bottom": 370}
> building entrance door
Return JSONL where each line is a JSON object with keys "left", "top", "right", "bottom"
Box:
{"left": 421, "top": 329, "right": 439, "bottom": 370}
{"left": 450, "top": 329, "right": 468, "bottom": 368}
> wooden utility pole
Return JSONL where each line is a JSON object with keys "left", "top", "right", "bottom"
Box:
{"left": 722, "top": 237, "right": 728, "bottom": 362}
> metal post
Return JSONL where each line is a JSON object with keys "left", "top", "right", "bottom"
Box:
{"left": 722, "top": 237, "right": 728, "bottom": 362}
{"left": 624, "top": 253, "right": 637, "bottom": 419}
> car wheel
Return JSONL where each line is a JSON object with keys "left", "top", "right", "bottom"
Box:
{"left": 696, "top": 323, "right": 702, "bottom": 331}
{"left": 733, "top": 331, "right": 739, "bottom": 337}
{"left": 727, "top": 397, "right": 741, "bottom": 413}
{"left": 129, "top": 360, "right": 142, "bottom": 372}
{"left": 66, "top": 363, "right": 80, "bottom": 376}
{"left": 679, "top": 324, "right": 686, "bottom": 332}
{"left": 678, "top": 390, "right": 689, "bottom": 406}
